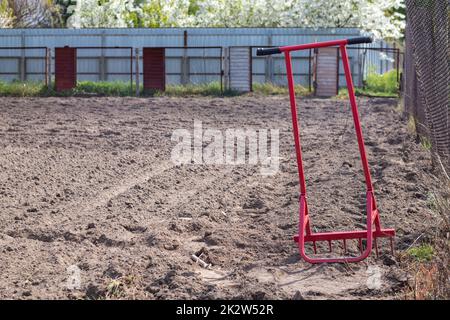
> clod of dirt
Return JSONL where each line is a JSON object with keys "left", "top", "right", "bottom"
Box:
{"left": 382, "top": 255, "right": 397, "bottom": 266}
{"left": 22, "top": 290, "right": 32, "bottom": 297}
{"left": 103, "top": 265, "right": 123, "bottom": 279}
{"left": 163, "top": 240, "right": 180, "bottom": 251}
{"left": 243, "top": 196, "right": 266, "bottom": 210}
{"left": 292, "top": 290, "right": 305, "bottom": 300}
{"left": 146, "top": 234, "right": 158, "bottom": 247}
{"left": 405, "top": 171, "right": 418, "bottom": 182}
{"left": 386, "top": 269, "right": 411, "bottom": 291}
{"left": 123, "top": 224, "right": 147, "bottom": 233}
{"left": 94, "top": 234, "right": 126, "bottom": 247}
{"left": 163, "top": 270, "right": 177, "bottom": 284}
{"left": 203, "top": 232, "right": 222, "bottom": 246}
{"left": 145, "top": 285, "right": 160, "bottom": 294}
{"left": 85, "top": 284, "right": 105, "bottom": 300}
{"left": 251, "top": 291, "right": 266, "bottom": 300}
{"left": 168, "top": 222, "right": 183, "bottom": 233}
{"left": 304, "top": 290, "right": 324, "bottom": 297}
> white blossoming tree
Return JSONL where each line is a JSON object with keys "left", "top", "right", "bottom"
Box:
{"left": 67, "top": 0, "right": 140, "bottom": 28}
{"left": 62, "top": 0, "right": 406, "bottom": 39}
{"left": 139, "top": 0, "right": 191, "bottom": 27}
{"left": 0, "top": 0, "right": 14, "bottom": 28}
{"left": 189, "top": 0, "right": 405, "bottom": 39}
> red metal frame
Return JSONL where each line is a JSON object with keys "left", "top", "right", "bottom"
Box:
{"left": 279, "top": 39, "right": 395, "bottom": 263}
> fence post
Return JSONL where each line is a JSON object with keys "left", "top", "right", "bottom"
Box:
{"left": 265, "top": 34, "right": 274, "bottom": 83}
{"left": 48, "top": 48, "right": 53, "bottom": 89}
{"left": 100, "top": 31, "right": 106, "bottom": 81}
{"left": 223, "top": 47, "right": 230, "bottom": 90}
{"left": 20, "top": 32, "right": 25, "bottom": 81}
{"left": 357, "top": 48, "right": 363, "bottom": 88}
{"left": 135, "top": 48, "right": 140, "bottom": 96}
{"left": 181, "top": 30, "right": 189, "bottom": 85}
{"left": 45, "top": 48, "right": 49, "bottom": 87}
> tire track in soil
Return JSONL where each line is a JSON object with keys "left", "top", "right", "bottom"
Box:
{"left": 7, "top": 163, "right": 239, "bottom": 247}
{"left": 70, "top": 160, "right": 174, "bottom": 218}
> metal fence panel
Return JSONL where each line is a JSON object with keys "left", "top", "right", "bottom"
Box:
{"left": 404, "top": 0, "right": 449, "bottom": 170}
{"left": 0, "top": 28, "right": 397, "bottom": 87}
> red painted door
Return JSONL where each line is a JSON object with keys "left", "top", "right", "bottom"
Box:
{"left": 55, "top": 47, "right": 77, "bottom": 91}
{"left": 143, "top": 48, "right": 165, "bottom": 92}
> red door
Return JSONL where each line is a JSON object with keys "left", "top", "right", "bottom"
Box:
{"left": 143, "top": 48, "right": 165, "bottom": 92}
{"left": 55, "top": 47, "right": 77, "bottom": 91}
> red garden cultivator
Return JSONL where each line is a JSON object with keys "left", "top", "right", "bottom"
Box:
{"left": 257, "top": 37, "right": 395, "bottom": 263}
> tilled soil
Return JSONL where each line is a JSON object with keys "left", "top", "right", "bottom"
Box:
{"left": 0, "top": 96, "right": 439, "bottom": 299}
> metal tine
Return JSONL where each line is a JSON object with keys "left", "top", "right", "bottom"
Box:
{"left": 328, "top": 240, "right": 332, "bottom": 252}
{"left": 313, "top": 241, "right": 317, "bottom": 254}
{"left": 343, "top": 239, "right": 347, "bottom": 254}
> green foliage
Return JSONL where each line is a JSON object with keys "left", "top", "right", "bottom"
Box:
{"left": 188, "top": 0, "right": 200, "bottom": 15}
{"left": 155, "top": 81, "right": 233, "bottom": 96}
{"left": 0, "top": 80, "right": 230, "bottom": 97}
{"left": 336, "top": 87, "right": 398, "bottom": 99}
{"left": 0, "top": 0, "right": 14, "bottom": 26}
{"left": 407, "top": 115, "right": 417, "bottom": 134}
{"left": 336, "top": 69, "right": 399, "bottom": 98}
{"left": 74, "top": 81, "right": 135, "bottom": 96}
{"left": 0, "top": 80, "right": 136, "bottom": 97}
{"left": 407, "top": 244, "right": 434, "bottom": 262}
{"left": 0, "top": 81, "right": 48, "bottom": 97}
{"left": 365, "top": 69, "right": 399, "bottom": 94}
{"left": 0, "top": 0, "right": 11, "bottom": 14}
{"left": 0, "top": 80, "right": 313, "bottom": 97}
{"left": 140, "top": 0, "right": 170, "bottom": 27}
{"left": 252, "top": 82, "right": 310, "bottom": 96}
{"left": 420, "top": 136, "right": 432, "bottom": 151}
{"left": 124, "top": 11, "right": 140, "bottom": 27}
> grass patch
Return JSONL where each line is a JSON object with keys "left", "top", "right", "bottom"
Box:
{"left": 407, "top": 244, "right": 434, "bottom": 262}
{"left": 398, "top": 148, "right": 450, "bottom": 299}
{"left": 365, "top": 69, "right": 398, "bottom": 94}
{"left": 0, "top": 78, "right": 395, "bottom": 98}
{"left": 336, "top": 69, "right": 399, "bottom": 98}
{"left": 155, "top": 82, "right": 234, "bottom": 96}
{"left": 0, "top": 81, "right": 48, "bottom": 97}
{"left": 74, "top": 81, "right": 136, "bottom": 96}
{"left": 420, "top": 136, "right": 432, "bottom": 151}
{"left": 407, "top": 115, "right": 417, "bottom": 135}
{"left": 252, "top": 82, "right": 310, "bottom": 96}
{"left": 336, "top": 87, "right": 398, "bottom": 99}
{"left": 0, "top": 81, "right": 236, "bottom": 97}
{"left": 0, "top": 80, "right": 137, "bottom": 97}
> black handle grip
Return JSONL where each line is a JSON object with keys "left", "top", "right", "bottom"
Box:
{"left": 256, "top": 47, "right": 281, "bottom": 56}
{"left": 347, "top": 37, "right": 373, "bottom": 45}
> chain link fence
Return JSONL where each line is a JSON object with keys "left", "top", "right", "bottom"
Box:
{"left": 404, "top": 0, "right": 450, "bottom": 172}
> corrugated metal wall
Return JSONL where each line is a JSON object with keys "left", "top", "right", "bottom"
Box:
{"left": 0, "top": 28, "right": 396, "bottom": 86}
